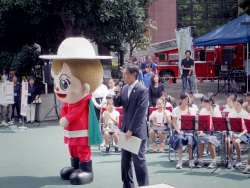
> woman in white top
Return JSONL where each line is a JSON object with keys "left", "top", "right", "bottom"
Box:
{"left": 223, "top": 94, "right": 236, "bottom": 113}
{"left": 107, "top": 78, "right": 116, "bottom": 97}
{"left": 197, "top": 93, "right": 222, "bottom": 169}
{"left": 103, "top": 101, "right": 120, "bottom": 153}
{"left": 170, "top": 92, "right": 196, "bottom": 169}
{"left": 92, "top": 78, "right": 108, "bottom": 121}
{"left": 149, "top": 98, "right": 171, "bottom": 152}
{"left": 227, "top": 97, "right": 250, "bottom": 169}
{"left": 189, "top": 93, "right": 199, "bottom": 113}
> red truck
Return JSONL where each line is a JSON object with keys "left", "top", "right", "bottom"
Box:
{"left": 135, "top": 39, "right": 245, "bottom": 83}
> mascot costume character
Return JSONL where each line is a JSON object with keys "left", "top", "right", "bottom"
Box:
{"left": 40, "top": 38, "right": 112, "bottom": 185}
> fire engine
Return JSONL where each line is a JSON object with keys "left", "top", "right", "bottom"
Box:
{"left": 133, "top": 39, "right": 245, "bottom": 83}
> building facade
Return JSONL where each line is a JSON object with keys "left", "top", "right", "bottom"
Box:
{"left": 149, "top": 0, "right": 239, "bottom": 43}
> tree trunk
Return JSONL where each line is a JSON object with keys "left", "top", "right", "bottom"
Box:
{"left": 98, "top": 45, "right": 112, "bottom": 65}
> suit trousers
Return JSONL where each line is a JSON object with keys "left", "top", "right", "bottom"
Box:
{"left": 26, "top": 103, "right": 36, "bottom": 122}
{"left": 121, "top": 139, "right": 149, "bottom": 188}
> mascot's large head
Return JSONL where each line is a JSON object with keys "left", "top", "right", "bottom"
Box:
{"left": 40, "top": 37, "right": 112, "bottom": 104}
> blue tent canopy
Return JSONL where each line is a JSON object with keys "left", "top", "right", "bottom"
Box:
{"left": 194, "top": 14, "right": 250, "bottom": 46}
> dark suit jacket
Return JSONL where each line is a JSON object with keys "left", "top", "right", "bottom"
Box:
{"left": 27, "top": 83, "right": 40, "bottom": 104}
{"left": 113, "top": 82, "right": 149, "bottom": 140}
{"left": 148, "top": 83, "right": 164, "bottom": 107}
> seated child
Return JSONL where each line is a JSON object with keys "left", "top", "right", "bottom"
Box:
{"left": 223, "top": 94, "right": 236, "bottom": 113}
{"left": 227, "top": 97, "right": 250, "bottom": 169}
{"left": 169, "top": 92, "right": 196, "bottom": 169}
{"left": 196, "top": 93, "right": 222, "bottom": 169}
{"left": 103, "top": 101, "right": 120, "bottom": 153}
{"left": 149, "top": 98, "right": 171, "bottom": 152}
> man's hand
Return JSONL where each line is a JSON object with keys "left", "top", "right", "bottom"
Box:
{"left": 187, "top": 76, "right": 190, "bottom": 80}
{"left": 59, "top": 117, "right": 69, "bottom": 127}
{"left": 114, "top": 85, "right": 122, "bottom": 93}
{"left": 126, "top": 130, "right": 133, "bottom": 140}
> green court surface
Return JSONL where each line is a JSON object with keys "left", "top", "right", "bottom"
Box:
{"left": 0, "top": 121, "right": 249, "bottom": 188}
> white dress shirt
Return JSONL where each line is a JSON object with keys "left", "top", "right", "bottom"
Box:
{"left": 128, "top": 80, "right": 138, "bottom": 98}
{"left": 92, "top": 84, "right": 108, "bottom": 107}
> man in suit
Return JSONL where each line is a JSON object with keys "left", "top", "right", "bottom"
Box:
{"left": 114, "top": 64, "right": 149, "bottom": 188}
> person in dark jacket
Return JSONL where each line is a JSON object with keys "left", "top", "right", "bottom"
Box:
{"left": 11, "top": 76, "right": 22, "bottom": 123}
{"left": 148, "top": 74, "right": 164, "bottom": 107}
{"left": 26, "top": 76, "right": 40, "bottom": 123}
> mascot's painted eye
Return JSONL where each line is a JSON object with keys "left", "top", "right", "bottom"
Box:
{"left": 60, "top": 79, "right": 71, "bottom": 91}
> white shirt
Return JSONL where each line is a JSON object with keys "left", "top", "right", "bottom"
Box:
{"left": 128, "top": 80, "right": 138, "bottom": 98}
{"left": 190, "top": 104, "right": 199, "bottom": 113}
{"left": 228, "top": 109, "right": 250, "bottom": 129}
{"left": 151, "top": 110, "right": 171, "bottom": 124}
{"left": 103, "top": 110, "right": 120, "bottom": 124}
{"left": 243, "top": 59, "right": 250, "bottom": 75}
{"left": 107, "top": 88, "right": 115, "bottom": 96}
{"left": 171, "top": 106, "right": 196, "bottom": 129}
{"left": 223, "top": 106, "right": 234, "bottom": 113}
{"left": 92, "top": 84, "right": 108, "bottom": 107}
{"left": 200, "top": 107, "right": 222, "bottom": 128}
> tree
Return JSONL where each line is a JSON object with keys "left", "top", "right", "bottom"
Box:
{"left": 0, "top": 0, "right": 155, "bottom": 69}
{"left": 239, "top": 0, "right": 250, "bottom": 15}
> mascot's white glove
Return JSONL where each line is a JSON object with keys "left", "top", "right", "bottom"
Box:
{"left": 59, "top": 117, "right": 69, "bottom": 127}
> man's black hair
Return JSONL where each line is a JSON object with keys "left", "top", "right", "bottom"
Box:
{"left": 123, "top": 63, "right": 139, "bottom": 77}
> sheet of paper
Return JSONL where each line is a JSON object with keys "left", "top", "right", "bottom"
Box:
{"left": 117, "top": 132, "right": 142, "bottom": 155}
{"left": 20, "top": 82, "right": 28, "bottom": 116}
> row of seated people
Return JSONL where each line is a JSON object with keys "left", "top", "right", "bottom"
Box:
{"left": 152, "top": 92, "right": 250, "bottom": 174}
{"left": 99, "top": 92, "right": 250, "bottom": 174}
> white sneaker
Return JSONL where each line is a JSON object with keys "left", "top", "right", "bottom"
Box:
{"left": 8, "top": 121, "right": 13, "bottom": 125}
{"left": 11, "top": 118, "right": 15, "bottom": 122}
{"left": 19, "top": 118, "right": 22, "bottom": 124}
{"left": 243, "top": 165, "right": 250, "bottom": 174}
{"left": 176, "top": 160, "right": 183, "bottom": 169}
{"left": 1, "top": 121, "right": 9, "bottom": 126}
{"left": 189, "top": 159, "right": 195, "bottom": 168}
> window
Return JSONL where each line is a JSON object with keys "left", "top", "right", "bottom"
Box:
{"left": 193, "top": 4, "right": 206, "bottom": 11}
{"left": 208, "top": 3, "right": 221, "bottom": 11}
{"left": 178, "top": 5, "right": 191, "bottom": 11}
{"left": 177, "top": 1, "right": 238, "bottom": 38}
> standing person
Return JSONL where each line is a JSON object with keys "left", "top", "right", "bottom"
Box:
{"left": 148, "top": 74, "right": 164, "bottom": 107}
{"left": 114, "top": 63, "right": 149, "bottom": 187}
{"left": 129, "top": 56, "right": 143, "bottom": 84}
{"left": 7, "top": 67, "right": 21, "bottom": 83}
{"left": 181, "top": 50, "right": 194, "bottom": 94}
{"left": 140, "top": 55, "right": 157, "bottom": 76}
{"left": 107, "top": 78, "right": 116, "bottom": 97}
{"left": 243, "top": 55, "right": 250, "bottom": 92}
{"left": 143, "top": 64, "right": 154, "bottom": 89}
{"left": 26, "top": 76, "right": 40, "bottom": 123}
{"left": 2, "top": 69, "right": 9, "bottom": 81}
{"left": 243, "top": 92, "right": 250, "bottom": 113}
{"left": 0, "top": 104, "right": 10, "bottom": 126}
{"left": 12, "top": 76, "right": 22, "bottom": 123}
{"left": 92, "top": 78, "right": 108, "bottom": 121}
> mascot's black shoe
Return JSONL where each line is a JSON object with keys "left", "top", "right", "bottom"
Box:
{"left": 60, "top": 158, "right": 80, "bottom": 180}
{"left": 69, "top": 160, "right": 93, "bottom": 185}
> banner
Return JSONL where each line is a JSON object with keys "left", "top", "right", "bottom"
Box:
{"left": 20, "top": 82, "right": 28, "bottom": 116}
{"left": 175, "top": 28, "right": 193, "bottom": 74}
{"left": 0, "top": 82, "right": 14, "bottom": 104}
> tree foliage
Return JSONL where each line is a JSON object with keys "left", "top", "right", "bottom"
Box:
{"left": 239, "top": 0, "right": 250, "bottom": 15}
{"left": 0, "top": 0, "right": 154, "bottom": 71}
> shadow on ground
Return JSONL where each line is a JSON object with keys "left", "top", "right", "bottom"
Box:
{"left": 0, "top": 176, "right": 69, "bottom": 188}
